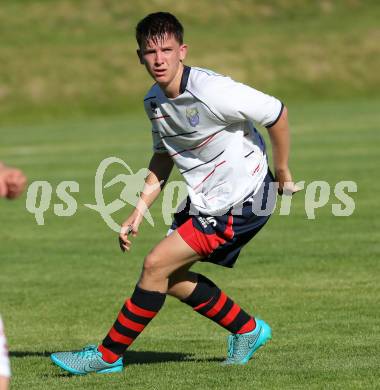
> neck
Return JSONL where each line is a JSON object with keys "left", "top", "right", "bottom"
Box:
{"left": 160, "top": 63, "right": 184, "bottom": 98}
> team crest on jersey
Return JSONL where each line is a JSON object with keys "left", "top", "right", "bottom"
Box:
{"left": 186, "top": 107, "right": 200, "bottom": 127}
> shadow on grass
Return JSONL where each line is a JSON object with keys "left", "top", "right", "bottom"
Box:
{"left": 124, "top": 351, "right": 223, "bottom": 364}
{"left": 11, "top": 349, "right": 223, "bottom": 379}
{"left": 124, "top": 350, "right": 191, "bottom": 365}
{"left": 10, "top": 349, "right": 223, "bottom": 364}
{"left": 10, "top": 351, "right": 52, "bottom": 358}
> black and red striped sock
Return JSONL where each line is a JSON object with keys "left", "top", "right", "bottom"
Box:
{"left": 182, "top": 274, "right": 256, "bottom": 334}
{"left": 98, "top": 286, "right": 166, "bottom": 363}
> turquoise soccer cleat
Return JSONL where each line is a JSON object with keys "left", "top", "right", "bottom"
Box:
{"left": 222, "top": 318, "right": 272, "bottom": 365}
{"left": 50, "top": 345, "right": 123, "bottom": 375}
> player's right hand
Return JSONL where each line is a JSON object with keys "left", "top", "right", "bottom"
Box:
{"left": 119, "top": 210, "right": 143, "bottom": 252}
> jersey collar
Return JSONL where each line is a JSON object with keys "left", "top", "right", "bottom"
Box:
{"left": 179, "top": 65, "right": 191, "bottom": 94}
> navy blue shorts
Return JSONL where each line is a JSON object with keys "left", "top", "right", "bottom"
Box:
{"left": 170, "top": 170, "right": 276, "bottom": 268}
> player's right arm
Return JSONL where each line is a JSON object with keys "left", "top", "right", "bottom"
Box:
{"left": 119, "top": 152, "right": 173, "bottom": 252}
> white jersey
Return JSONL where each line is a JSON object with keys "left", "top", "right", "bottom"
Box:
{"left": 144, "top": 66, "right": 283, "bottom": 215}
{"left": 0, "top": 316, "right": 10, "bottom": 378}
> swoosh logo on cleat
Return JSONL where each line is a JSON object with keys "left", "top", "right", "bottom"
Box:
{"left": 83, "top": 361, "right": 106, "bottom": 373}
{"left": 248, "top": 327, "right": 262, "bottom": 349}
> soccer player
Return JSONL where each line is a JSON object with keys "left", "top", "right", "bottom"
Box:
{"left": 0, "top": 162, "right": 27, "bottom": 390}
{"left": 51, "top": 12, "right": 299, "bottom": 374}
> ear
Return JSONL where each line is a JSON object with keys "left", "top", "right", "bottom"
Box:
{"left": 136, "top": 49, "right": 144, "bottom": 65}
{"left": 179, "top": 44, "right": 188, "bottom": 62}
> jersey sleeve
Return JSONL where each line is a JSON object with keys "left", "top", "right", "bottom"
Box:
{"left": 143, "top": 96, "right": 167, "bottom": 154}
{"left": 201, "top": 75, "right": 283, "bottom": 128}
{"left": 151, "top": 129, "right": 167, "bottom": 154}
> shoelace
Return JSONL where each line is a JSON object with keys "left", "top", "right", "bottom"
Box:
{"left": 227, "top": 334, "right": 242, "bottom": 359}
{"left": 75, "top": 345, "right": 98, "bottom": 358}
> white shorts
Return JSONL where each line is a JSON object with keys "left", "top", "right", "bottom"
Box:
{"left": 0, "top": 316, "right": 10, "bottom": 378}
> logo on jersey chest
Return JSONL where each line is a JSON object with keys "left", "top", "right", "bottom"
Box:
{"left": 186, "top": 107, "right": 200, "bottom": 127}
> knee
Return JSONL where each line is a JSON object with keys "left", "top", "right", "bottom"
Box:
{"left": 142, "top": 251, "right": 165, "bottom": 278}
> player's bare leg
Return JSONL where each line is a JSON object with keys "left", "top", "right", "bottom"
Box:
{"left": 94, "top": 231, "right": 201, "bottom": 364}
{"left": 138, "top": 230, "right": 201, "bottom": 293}
{"left": 167, "top": 263, "right": 198, "bottom": 300}
{"left": 166, "top": 255, "right": 272, "bottom": 365}
{"left": 50, "top": 231, "right": 201, "bottom": 375}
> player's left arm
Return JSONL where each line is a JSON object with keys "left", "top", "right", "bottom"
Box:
{"left": 196, "top": 74, "right": 300, "bottom": 194}
{"left": 266, "top": 107, "right": 300, "bottom": 195}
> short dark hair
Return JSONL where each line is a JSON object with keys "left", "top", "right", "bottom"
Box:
{"left": 136, "top": 12, "right": 184, "bottom": 48}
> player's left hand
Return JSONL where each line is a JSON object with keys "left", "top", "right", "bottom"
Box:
{"left": 274, "top": 167, "right": 301, "bottom": 195}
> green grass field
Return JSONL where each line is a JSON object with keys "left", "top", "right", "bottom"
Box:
{"left": 1, "top": 0, "right": 379, "bottom": 122}
{"left": 1, "top": 99, "right": 379, "bottom": 389}
{"left": 1, "top": 0, "right": 380, "bottom": 388}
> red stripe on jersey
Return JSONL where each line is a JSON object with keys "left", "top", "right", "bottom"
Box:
{"left": 117, "top": 312, "right": 145, "bottom": 332}
{"left": 150, "top": 115, "right": 170, "bottom": 120}
{"left": 206, "top": 181, "right": 228, "bottom": 201}
{"left": 126, "top": 299, "right": 157, "bottom": 318}
{"left": 205, "top": 292, "right": 227, "bottom": 318}
{"left": 220, "top": 303, "right": 240, "bottom": 326}
{"left": 109, "top": 327, "right": 134, "bottom": 345}
{"left": 193, "top": 160, "right": 226, "bottom": 190}
{"left": 252, "top": 164, "right": 260, "bottom": 175}
{"left": 170, "top": 132, "right": 218, "bottom": 157}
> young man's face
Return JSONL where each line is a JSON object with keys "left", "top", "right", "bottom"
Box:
{"left": 138, "top": 34, "right": 187, "bottom": 88}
